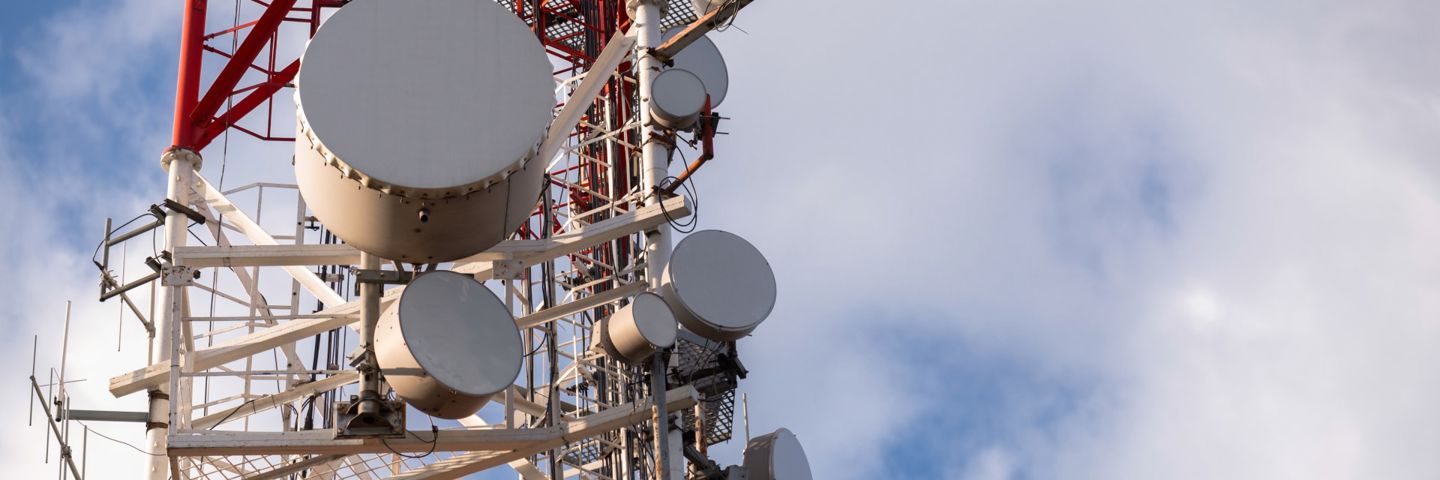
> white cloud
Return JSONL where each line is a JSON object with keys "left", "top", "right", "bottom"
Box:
{"left": 692, "top": 0, "right": 1440, "bottom": 478}
{"left": 955, "top": 447, "right": 1016, "bottom": 480}
{"left": 0, "top": 0, "right": 179, "bottom": 477}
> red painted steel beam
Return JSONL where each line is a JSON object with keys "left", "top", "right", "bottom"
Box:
{"left": 193, "top": 59, "right": 299, "bottom": 149}
{"left": 540, "top": 2, "right": 598, "bottom": 32}
{"left": 655, "top": 0, "right": 755, "bottom": 60}
{"left": 189, "top": 0, "right": 298, "bottom": 129}
{"left": 203, "top": 19, "right": 259, "bottom": 41}
{"left": 200, "top": 44, "right": 287, "bottom": 77}
{"left": 170, "top": 0, "right": 208, "bottom": 148}
{"left": 545, "top": 43, "right": 591, "bottom": 64}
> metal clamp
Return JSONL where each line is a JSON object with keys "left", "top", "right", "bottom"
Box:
{"left": 161, "top": 265, "right": 199, "bottom": 286}
{"left": 490, "top": 259, "right": 525, "bottom": 280}
{"left": 354, "top": 269, "right": 411, "bottom": 285}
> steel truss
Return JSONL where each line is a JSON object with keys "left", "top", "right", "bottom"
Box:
{"left": 87, "top": 1, "right": 755, "bottom": 479}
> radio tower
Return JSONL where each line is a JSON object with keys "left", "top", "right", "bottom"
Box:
{"left": 29, "top": 0, "right": 813, "bottom": 479}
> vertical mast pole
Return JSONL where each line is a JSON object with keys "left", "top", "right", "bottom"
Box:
{"left": 149, "top": 147, "right": 198, "bottom": 480}
{"left": 149, "top": 147, "right": 199, "bottom": 480}
{"left": 631, "top": 2, "right": 682, "bottom": 479}
{"left": 634, "top": 1, "right": 672, "bottom": 283}
{"left": 150, "top": 1, "right": 207, "bottom": 478}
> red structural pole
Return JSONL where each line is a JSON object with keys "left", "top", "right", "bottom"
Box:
{"left": 170, "top": 0, "right": 208, "bottom": 149}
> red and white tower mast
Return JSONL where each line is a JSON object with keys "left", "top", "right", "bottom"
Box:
{"left": 52, "top": 1, "right": 807, "bottom": 479}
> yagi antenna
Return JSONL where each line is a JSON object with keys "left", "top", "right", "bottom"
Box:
{"left": 27, "top": 301, "right": 147, "bottom": 480}
{"left": 28, "top": 302, "right": 84, "bottom": 480}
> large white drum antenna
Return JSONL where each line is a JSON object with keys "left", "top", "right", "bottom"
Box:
{"left": 294, "top": 0, "right": 554, "bottom": 262}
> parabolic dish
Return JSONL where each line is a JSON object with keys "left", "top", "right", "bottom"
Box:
{"left": 375, "top": 271, "right": 523, "bottom": 419}
{"left": 606, "top": 292, "right": 679, "bottom": 363}
{"left": 297, "top": 0, "right": 552, "bottom": 190}
{"left": 662, "top": 28, "right": 729, "bottom": 107}
{"left": 660, "top": 230, "right": 776, "bottom": 341}
{"left": 743, "top": 428, "right": 813, "bottom": 480}
{"left": 650, "top": 68, "right": 707, "bottom": 129}
{"left": 293, "top": 0, "right": 553, "bottom": 262}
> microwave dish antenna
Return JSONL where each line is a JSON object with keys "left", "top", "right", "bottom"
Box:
{"left": 596, "top": 292, "right": 680, "bottom": 363}
{"left": 744, "top": 428, "right": 814, "bottom": 480}
{"left": 661, "top": 230, "right": 777, "bottom": 341}
{"left": 375, "top": 271, "right": 524, "bottom": 419}
{"left": 294, "top": 0, "right": 553, "bottom": 262}
{"left": 663, "top": 27, "right": 730, "bottom": 107}
{"left": 650, "top": 68, "right": 709, "bottom": 129}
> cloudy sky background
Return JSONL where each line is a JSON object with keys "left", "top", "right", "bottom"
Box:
{"left": 3, "top": 0, "right": 1440, "bottom": 478}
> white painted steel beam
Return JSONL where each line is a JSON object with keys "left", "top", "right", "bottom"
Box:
{"left": 192, "top": 196, "right": 309, "bottom": 396}
{"left": 247, "top": 454, "right": 344, "bottom": 480}
{"left": 171, "top": 195, "right": 686, "bottom": 272}
{"left": 252, "top": 390, "right": 552, "bottom": 480}
{"left": 458, "top": 411, "right": 548, "bottom": 480}
{"left": 389, "top": 386, "right": 700, "bottom": 479}
{"left": 191, "top": 372, "right": 358, "bottom": 429}
{"left": 454, "top": 195, "right": 689, "bottom": 275}
{"left": 517, "top": 282, "right": 644, "bottom": 328}
{"left": 110, "top": 195, "right": 688, "bottom": 398}
{"left": 108, "top": 301, "right": 367, "bottom": 397}
{"left": 504, "top": 386, "right": 549, "bottom": 418}
{"left": 195, "top": 174, "right": 347, "bottom": 307}
{"left": 165, "top": 386, "right": 698, "bottom": 457}
{"left": 174, "top": 244, "right": 361, "bottom": 268}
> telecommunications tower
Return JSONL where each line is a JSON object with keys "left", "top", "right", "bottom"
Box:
{"left": 27, "top": 0, "right": 812, "bottom": 479}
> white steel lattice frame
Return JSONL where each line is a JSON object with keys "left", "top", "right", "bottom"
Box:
{"left": 82, "top": 1, "right": 761, "bottom": 479}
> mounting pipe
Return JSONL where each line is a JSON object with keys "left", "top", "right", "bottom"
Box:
{"left": 333, "top": 251, "right": 405, "bottom": 438}
{"left": 357, "top": 251, "right": 383, "bottom": 417}
{"left": 652, "top": 350, "right": 673, "bottom": 480}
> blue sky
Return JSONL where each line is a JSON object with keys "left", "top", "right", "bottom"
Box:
{"left": 5, "top": 1, "right": 1440, "bottom": 479}
{"left": 0, "top": 2, "right": 70, "bottom": 47}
